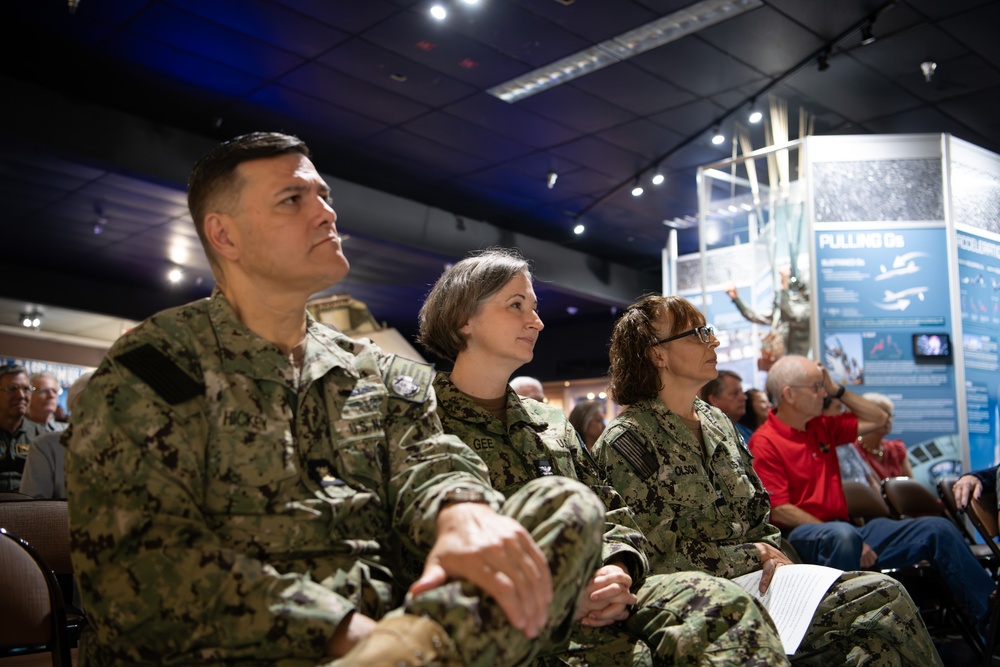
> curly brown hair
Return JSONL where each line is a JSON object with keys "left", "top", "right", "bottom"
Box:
{"left": 417, "top": 248, "right": 532, "bottom": 362}
{"left": 608, "top": 294, "right": 704, "bottom": 406}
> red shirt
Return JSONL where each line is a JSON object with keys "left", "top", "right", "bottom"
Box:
{"left": 748, "top": 409, "right": 858, "bottom": 523}
{"left": 853, "top": 438, "right": 907, "bottom": 480}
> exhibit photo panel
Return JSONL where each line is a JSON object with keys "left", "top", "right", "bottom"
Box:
{"left": 950, "top": 135, "right": 1000, "bottom": 472}
{"left": 809, "top": 133, "right": 961, "bottom": 491}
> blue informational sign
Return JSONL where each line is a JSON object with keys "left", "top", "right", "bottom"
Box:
{"left": 814, "top": 225, "right": 960, "bottom": 487}
{"left": 956, "top": 230, "right": 1000, "bottom": 471}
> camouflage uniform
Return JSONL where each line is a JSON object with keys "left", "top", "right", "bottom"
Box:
{"left": 65, "top": 289, "right": 604, "bottom": 667}
{"left": 434, "top": 373, "right": 788, "bottom": 666}
{"left": 594, "top": 397, "right": 944, "bottom": 666}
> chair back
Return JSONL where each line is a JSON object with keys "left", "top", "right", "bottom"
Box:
{"left": 937, "top": 476, "right": 983, "bottom": 545}
{"left": 0, "top": 528, "right": 72, "bottom": 665}
{"left": 881, "top": 476, "right": 945, "bottom": 520}
{"left": 0, "top": 500, "right": 72, "bottom": 574}
{"left": 842, "top": 479, "right": 891, "bottom": 526}
{"left": 0, "top": 492, "right": 33, "bottom": 502}
{"left": 966, "top": 490, "right": 1000, "bottom": 561}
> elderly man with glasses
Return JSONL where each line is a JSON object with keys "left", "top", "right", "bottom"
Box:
{"left": 27, "top": 371, "right": 67, "bottom": 432}
{"left": 748, "top": 354, "right": 995, "bottom": 642}
{"left": 0, "top": 364, "right": 47, "bottom": 491}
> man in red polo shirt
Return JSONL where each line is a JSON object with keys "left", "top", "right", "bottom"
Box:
{"left": 748, "top": 354, "right": 994, "bottom": 640}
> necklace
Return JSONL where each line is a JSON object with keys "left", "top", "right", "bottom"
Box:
{"left": 858, "top": 436, "right": 884, "bottom": 459}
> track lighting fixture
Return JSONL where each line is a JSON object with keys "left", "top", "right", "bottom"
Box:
{"left": 429, "top": 4, "right": 447, "bottom": 20}
{"left": 711, "top": 126, "right": 725, "bottom": 145}
{"left": 631, "top": 182, "right": 644, "bottom": 197}
{"left": 546, "top": 170, "right": 558, "bottom": 189}
{"left": 860, "top": 22, "right": 876, "bottom": 46}
{"left": 651, "top": 172, "right": 665, "bottom": 186}
{"left": 20, "top": 310, "right": 42, "bottom": 329}
{"left": 573, "top": 223, "right": 585, "bottom": 235}
{"left": 817, "top": 50, "right": 830, "bottom": 72}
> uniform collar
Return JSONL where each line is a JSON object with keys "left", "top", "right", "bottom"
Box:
{"left": 207, "top": 287, "right": 359, "bottom": 385}
{"left": 433, "top": 372, "right": 547, "bottom": 433}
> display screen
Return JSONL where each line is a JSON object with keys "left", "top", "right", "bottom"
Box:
{"left": 912, "top": 333, "right": 952, "bottom": 363}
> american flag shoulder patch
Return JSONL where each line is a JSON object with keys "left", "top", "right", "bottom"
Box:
{"left": 609, "top": 431, "right": 659, "bottom": 480}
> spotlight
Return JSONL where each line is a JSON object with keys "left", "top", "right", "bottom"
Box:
{"left": 921, "top": 61, "right": 937, "bottom": 83}
{"left": 817, "top": 50, "right": 830, "bottom": 72}
{"left": 429, "top": 4, "right": 447, "bottom": 20}
{"left": 711, "top": 127, "right": 725, "bottom": 145}
{"left": 631, "top": 184, "right": 644, "bottom": 197}
{"left": 167, "top": 268, "right": 184, "bottom": 284}
{"left": 546, "top": 170, "right": 558, "bottom": 189}
{"left": 748, "top": 109, "right": 762, "bottom": 124}
{"left": 459, "top": 0, "right": 480, "bottom": 4}
{"left": 651, "top": 172, "right": 665, "bottom": 186}
{"left": 860, "top": 23, "right": 876, "bottom": 46}
{"left": 20, "top": 311, "right": 42, "bottom": 329}
{"left": 573, "top": 223, "right": 585, "bottom": 235}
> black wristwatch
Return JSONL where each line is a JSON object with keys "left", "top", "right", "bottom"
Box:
{"left": 833, "top": 385, "right": 846, "bottom": 399}
{"left": 441, "top": 485, "right": 489, "bottom": 506}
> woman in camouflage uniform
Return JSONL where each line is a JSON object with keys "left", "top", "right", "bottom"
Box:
{"left": 418, "top": 249, "right": 789, "bottom": 666}
{"left": 593, "top": 294, "right": 943, "bottom": 666}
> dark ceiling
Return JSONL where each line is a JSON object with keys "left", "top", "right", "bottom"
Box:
{"left": 2, "top": 0, "right": 999, "bottom": 375}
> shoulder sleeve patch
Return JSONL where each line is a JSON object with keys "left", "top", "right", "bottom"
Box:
{"left": 382, "top": 354, "right": 434, "bottom": 403}
{"left": 609, "top": 430, "right": 659, "bottom": 481}
{"left": 116, "top": 344, "right": 204, "bottom": 405}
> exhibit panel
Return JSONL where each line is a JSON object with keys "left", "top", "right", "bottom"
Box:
{"left": 679, "top": 133, "right": 1000, "bottom": 490}
{"left": 950, "top": 136, "right": 1000, "bottom": 472}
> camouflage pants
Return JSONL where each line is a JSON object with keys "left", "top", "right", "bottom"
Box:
{"left": 543, "top": 572, "right": 789, "bottom": 667}
{"left": 792, "top": 571, "right": 943, "bottom": 667}
{"left": 405, "top": 476, "right": 604, "bottom": 666}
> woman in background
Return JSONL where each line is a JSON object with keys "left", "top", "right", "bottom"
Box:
{"left": 738, "top": 388, "right": 771, "bottom": 436}
{"left": 852, "top": 392, "right": 912, "bottom": 481}
{"left": 569, "top": 400, "right": 606, "bottom": 453}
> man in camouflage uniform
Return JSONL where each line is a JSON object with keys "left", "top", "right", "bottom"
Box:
{"left": 65, "top": 132, "right": 605, "bottom": 667}
{"left": 594, "top": 294, "right": 943, "bottom": 666}
{"left": 417, "top": 250, "right": 788, "bottom": 666}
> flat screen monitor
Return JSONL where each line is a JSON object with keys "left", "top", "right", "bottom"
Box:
{"left": 912, "top": 333, "right": 952, "bottom": 364}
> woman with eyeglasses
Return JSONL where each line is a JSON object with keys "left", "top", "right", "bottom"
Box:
{"left": 592, "top": 294, "right": 943, "bottom": 665}
{"left": 851, "top": 392, "right": 912, "bottom": 485}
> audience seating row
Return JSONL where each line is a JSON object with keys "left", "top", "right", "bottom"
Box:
{"left": 0, "top": 498, "right": 78, "bottom": 666}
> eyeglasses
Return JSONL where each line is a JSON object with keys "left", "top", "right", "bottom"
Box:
{"left": 32, "top": 387, "right": 62, "bottom": 397}
{"left": 651, "top": 324, "right": 716, "bottom": 347}
{"left": 790, "top": 381, "right": 825, "bottom": 393}
{"left": 3, "top": 384, "right": 34, "bottom": 396}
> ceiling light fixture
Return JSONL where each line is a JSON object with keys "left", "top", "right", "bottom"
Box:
{"left": 167, "top": 267, "right": 184, "bottom": 284}
{"left": 921, "top": 61, "right": 937, "bottom": 83}
{"left": 573, "top": 223, "right": 585, "bottom": 235}
{"left": 546, "top": 170, "right": 558, "bottom": 189}
{"left": 860, "top": 22, "right": 876, "bottom": 46}
{"left": 711, "top": 126, "right": 725, "bottom": 145}
{"left": 429, "top": 4, "right": 447, "bottom": 20}
{"left": 20, "top": 310, "right": 42, "bottom": 329}
{"left": 817, "top": 49, "right": 830, "bottom": 72}
{"left": 748, "top": 105, "right": 762, "bottom": 124}
{"left": 631, "top": 182, "right": 644, "bottom": 197}
{"left": 488, "top": 0, "right": 763, "bottom": 102}
{"left": 651, "top": 172, "right": 665, "bottom": 186}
